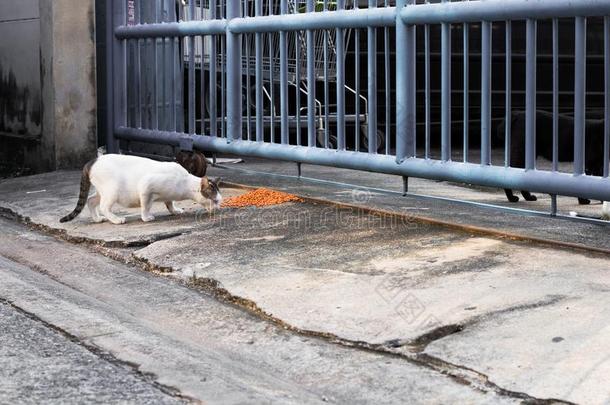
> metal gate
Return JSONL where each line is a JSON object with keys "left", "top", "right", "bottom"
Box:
{"left": 106, "top": 0, "right": 610, "bottom": 204}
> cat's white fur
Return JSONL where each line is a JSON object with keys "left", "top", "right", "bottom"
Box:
{"left": 87, "top": 154, "right": 221, "bottom": 224}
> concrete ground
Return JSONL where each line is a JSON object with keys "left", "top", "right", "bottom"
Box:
{"left": 0, "top": 160, "right": 609, "bottom": 404}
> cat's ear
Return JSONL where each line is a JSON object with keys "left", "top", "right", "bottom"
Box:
{"left": 213, "top": 177, "right": 222, "bottom": 185}
{"left": 200, "top": 177, "right": 209, "bottom": 191}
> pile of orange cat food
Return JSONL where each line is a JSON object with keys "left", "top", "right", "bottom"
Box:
{"left": 221, "top": 188, "right": 304, "bottom": 208}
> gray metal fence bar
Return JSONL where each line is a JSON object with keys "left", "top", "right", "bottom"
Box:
{"left": 525, "top": 19, "right": 536, "bottom": 170}
{"left": 116, "top": 126, "right": 610, "bottom": 202}
{"left": 367, "top": 0, "right": 378, "bottom": 153}
{"left": 574, "top": 16, "right": 586, "bottom": 175}
{"left": 481, "top": 20, "right": 491, "bottom": 166}
{"left": 603, "top": 16, "right": 610, "bottom": 177}
{"left": 424, "top": 11, "right": 430, "bottom": 159}
{"left": 441, "top": 0, "right": 451, "bottom": 162}
{"left": 336, "top": 0, "right": 346, "bottom": 151}
{"left": 400, "top": 0, "right": 610, "bottom": 24}
{"left": 306, "top": 0, "right": 316, "bottom": 147}
{"left": 505, "top": 20, "right": 511, "bottom": 167}
{"left": 280, "top": 0, "right": 288, "bottom": 144}
{"left": 552, "top": 18, "right": 559, "bottom": 172}
{"left": 255, "top": 0, "right": 263, "bottom": 142}
{"left": 463, "top": 15, "right": 469, "bottom": 163}
{"left": 210, "top": 0, "right": 218, "bottom": 137}
{"left": 384, "top": 7, "right": 390, "bottom": 156}
{"left": 229, "top": 7, "right": 396, "bottom": 32}
{"left": 188, "top": 1, "right": 195, "bottom": 135}
{"left": 116, "top": 20, "right": 227, "bottom": 38}
{"left": 395, "top": 0, "right": 415, "bottom": 162}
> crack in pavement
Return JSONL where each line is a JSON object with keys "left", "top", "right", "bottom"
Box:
{"left": 127, "top": 255, "right": 575, "bottom": 404}
{"left": 0, "top": 297, "right": 195, "bottom": 404}
{"left": 0, "top": 206, "right": 579, "bottom": 403}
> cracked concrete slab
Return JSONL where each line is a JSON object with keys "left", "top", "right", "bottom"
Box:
{"left": 0, "top": 218, "right": 506, "bottom": 404}
{"left": 424, "top": 294, "right": 610, "bottom": 404}
{"left": 2, "top": 169, "right": 610, "bottom": 403}
{"left": 0, "top": 170, "right": 247, "bottom": 246}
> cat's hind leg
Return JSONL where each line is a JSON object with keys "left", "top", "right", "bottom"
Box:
{"left": 521, "top": 191, "right": 538, "bottom": 201}
{"left": 99, "top": 196, "right": 126, "bottom": 225}
{"left": 87, "top": 192, "right": 104, "bottom": 223}
{"left": 165, "top": 201, "right": 184, "bottom": 215}
{"left": 140, "top": 192, "right": 156, "bottom": 222}
{"left": 504, "top": 189, "right": 520, "bottom": 203}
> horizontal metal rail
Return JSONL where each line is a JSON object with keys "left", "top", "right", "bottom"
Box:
{"left": 401, "top": 0, "right": 610, "bottom": 24}
{"left": 115, "top": 19, "right": 228, "bottom": 39}
{"left": 116, "top": 127, "right": 610, "bottom": 202}
{"left": 228, "top": 7, "right": 396, "bottom": 33}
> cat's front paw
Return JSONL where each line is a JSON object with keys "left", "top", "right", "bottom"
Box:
{"left": 141, "top": 214, "right": 156, "bottom": 222}
{"left": 172, "top": 207, "right": 185, "bottom": 215}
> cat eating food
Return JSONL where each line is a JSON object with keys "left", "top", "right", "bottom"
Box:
{"left": 60, "top": 154, "right": 222, "bottom": 224}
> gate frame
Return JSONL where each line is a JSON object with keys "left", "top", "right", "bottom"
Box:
{"left": 107, "top": 0, "right": 610, "bottom": 203}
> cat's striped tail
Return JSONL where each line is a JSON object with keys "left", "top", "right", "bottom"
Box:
{"left": 59, "top": 158, "right": 97, "bottom": 223}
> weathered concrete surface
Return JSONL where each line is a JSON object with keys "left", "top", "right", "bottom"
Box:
{"left": 207, "top": 157, "right": 610, "bottom": 250}
{"left": 0, "top": 301, "right": 182, "bottom": 404}
{"left": 424, "top": 295, "right": 610, "bottom": 404}
{"left": 0, "top": 170, "right": 246, "bottom": 245}
{"left": 1, "top": 169, "right": 610, "bottom": 403}
{"left": 0, "top": 218, "right": 503, "bottom": 404}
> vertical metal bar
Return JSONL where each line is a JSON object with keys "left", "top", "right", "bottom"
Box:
{"left": 603, "top": 16, "right": 610, "bottom": 177}
{"left": 481, "top": 20, "right": 492, "bottom": 166}
{"left": 255, "top": 0, "right": 263, "bottom": 141}
{"left": 552, "top": 18, "right": 559, "bottom": 172}
{"left": 221, "top": 35, "right": 226, "bottom": 138}
{"left": 161, "top": 36, "right": 167, "bottom": 131}
{"left": 424, "top": 14, "right": 430, "bottom": 159}
{"left": 525, "top": 19, "right": 536, "bottom": 170}
{"left": 505, "top": 20, "right": 512, "bottom": 167}
{"left": 441, "top": 0, "right": 451, "bottom": 162}
{"left": 336, "top": 0, "right": 346, "bottom": 150}
{"left": 384, "top": 13, "right": 390, "bottom": 156}
{"left": 323, "top": 0, "right": 329, "bottom": 148}
{"left": 226, "top": 0, "right": 241, "bottom": 143}
{"left": 152, "top": 4, "right": 158, "bottom": 130}
{"left": 355, "top": 27, "right": 361, "bottom": 151}
{"left": 245, "top": 33, "right": 251, "bottom": 140}
{"left": 395, "top": 0, "right": 416, "bottom": 162}
{"left": 135, "top": 4, "right": 142, "bottom": 129}
{"left": 280, "top": 0, "right": 288, "bottom": 144}
{"left": 106, "top": 0, "right": 116, "bottom": 151}
{"left": 201, "top": 8, "right": 207, "bottom": 135}
{"left": 188, "top": 1, "right": 195, "bottom": 134}
{"left": 574, "top": 16, "right": 586, "bottom": 175}
{"left": 306, "top": 0, "right": 316, "bottom": 147}
{"left": 463, "top": 18, "right": 469, "bottom": 162}
{"left": 367, "top": 0, "right": 377, "bottom": 153}
{"left": 170, "top": 36, "right": 176, "bottom": 131}
{"left": 296, "top": 28, "right": 302, "bottom": 145}
{"left": 210, "top": 0, "right": 218, "bottom": 136}
{"left": 109, "top": 0, "right": 126, "bottom": 153}
{"left": 269, "top": 0, "right": 275, "bottom": 143}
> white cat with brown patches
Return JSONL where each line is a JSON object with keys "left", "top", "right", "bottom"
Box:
{"left": 60, "top": 154, "right": 222, "bottom": 224}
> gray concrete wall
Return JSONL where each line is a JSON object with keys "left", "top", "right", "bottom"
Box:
{"left": 0, "top": 0, "right": 97, "bottom": 174}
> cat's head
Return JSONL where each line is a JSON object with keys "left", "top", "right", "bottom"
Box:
{"left": 199, "top": 177, "right": 222, "bottom": 208}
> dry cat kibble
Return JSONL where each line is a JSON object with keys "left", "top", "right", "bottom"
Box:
{"left": 221, "top": 188, "right": 304, "bottom": 208}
